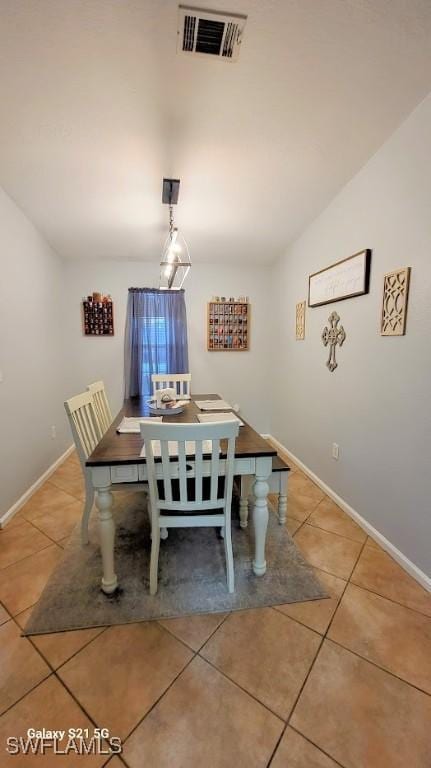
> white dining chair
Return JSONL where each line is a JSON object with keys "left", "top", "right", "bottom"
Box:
{"left": 87, "top": 380, "right": 112, "bottom": 435}
{"left": 141, "top": 420, "right": 239, "bottom": 595}
{"left": 151, "top": 372, "right": 192, "bottom": 399}
{"left": 64, "top": 391, "right": 147, "bottom": 545}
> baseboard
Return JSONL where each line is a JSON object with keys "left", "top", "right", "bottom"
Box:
{"left": 0, "top": 445, "right": 75, "bottom": 529}
{"left": 265, "top": 434, "right": 431, "bottom": 592}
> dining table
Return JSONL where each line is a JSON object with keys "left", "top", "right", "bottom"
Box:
{"left": 86, "top": 394, "right": 277, "bottom": 594}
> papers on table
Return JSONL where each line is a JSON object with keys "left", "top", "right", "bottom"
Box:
{"left": 197, "top": 412, "right": 244, "bottom": 427}
{"left": 140, "top": 440, "right": 215, "bottom": 458}
{"left": 194, "top": 399, "right": 232, "bottom": 411}
{"left": 117, "top": 416, "right": 162, "bottom": 434}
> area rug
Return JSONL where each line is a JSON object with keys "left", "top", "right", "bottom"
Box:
{"left": 24, "top": 492, "right": 327, "bottom": 635}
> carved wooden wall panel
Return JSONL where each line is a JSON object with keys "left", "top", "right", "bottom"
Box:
{"left": 296, "top": 301, "right": 306, "bottom": 340}
{"left": 381, "top": 267, "right": 411, "bottom": 336}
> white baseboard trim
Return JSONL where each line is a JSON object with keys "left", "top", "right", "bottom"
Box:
{"left": 0, "top": 445, "right": 75, "bottom": 529}
{"left": 265, "top": 434, "right": 431, "bottom": 592}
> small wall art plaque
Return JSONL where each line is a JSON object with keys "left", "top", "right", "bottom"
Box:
{"left": 322, "top": 311, "right": 346, "bottom": 372}
{"left": 296, "top": 301, "right": 306, "bottom": 340}
{"left": 380, "top": 267, "right": 411, "bottom": 336}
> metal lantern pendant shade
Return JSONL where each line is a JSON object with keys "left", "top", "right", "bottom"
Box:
{"left": 159, "top": 227, "right": 191, "bottom": 290}
{"left": 159, "top": 178, "right": 191, "bottom": 290}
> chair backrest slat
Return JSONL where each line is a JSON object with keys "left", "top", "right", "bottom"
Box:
{"left": 140, "top": 421, "right": 239, "bottom": 513}
{"left": 87, "top": 381, "right": 113, "bottom": 435}
{"left": 75, "top": 406, "right": 93, "bottom": 455}
{"left": 64, "top": 391, "right": 102, "bottom": 465}
{"left": 178, "top": 440, "right": 187, "bottom": 503}
{"left": 195, "top": 440, "right": 203, "bottom": 503}
{"left": 210, "top": 438, "right": 220, "bottom": 501}
{"left": 160, "top": 440, "right": 173, "bottom": 503}
{"left": 151, "top": 373, "right": 192, "bottom": 399}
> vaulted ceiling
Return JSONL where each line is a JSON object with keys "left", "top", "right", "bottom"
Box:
{"left": 1, "top": 0, "right": 431, "bottom": 264}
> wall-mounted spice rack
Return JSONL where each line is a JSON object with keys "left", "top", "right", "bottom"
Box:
{"left": 207, "top": 300, "right": 250, "bottom": 351}
{"left": 82, "top": 293, "right": 114, "bottom": 336}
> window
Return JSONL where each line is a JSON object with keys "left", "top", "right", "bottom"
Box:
{"left": 124, "top": 288, "right": 189, "bottom": 399}
{"left": 141, "top": 316, "right": 168, "bottom": 397}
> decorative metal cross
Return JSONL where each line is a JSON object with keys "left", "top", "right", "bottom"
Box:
{"left": 322, "top": 311, "right": 346, "bottom": 372}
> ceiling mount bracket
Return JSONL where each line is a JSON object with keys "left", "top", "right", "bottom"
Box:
{"left": 162, "top": 178, "right": 180, "bottom": 205}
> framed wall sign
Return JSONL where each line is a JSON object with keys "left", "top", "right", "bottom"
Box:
{"left": 308, "top": 249, "right": 371, "bottom": 307}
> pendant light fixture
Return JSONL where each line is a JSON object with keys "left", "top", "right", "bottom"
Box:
{"left": 159, "top": 178, "right": 191, "bottom": 290}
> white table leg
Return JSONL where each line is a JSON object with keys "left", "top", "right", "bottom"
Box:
{"left": 96, "top": 485, "right": 118, "bottom": 594}
{"left": 239, "top": 475, "right": 252, "bottom": 529}
{"left": 252, "top": 457, "right": 272, "bottom": 576}
{"left": 277, "top": 473, "right": 288, "bottom": 525}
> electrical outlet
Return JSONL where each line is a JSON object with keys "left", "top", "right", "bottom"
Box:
{"left": 51, "top": 425, "right": 57, "bottom": 439}
{"left": 332, "top": 443, "right": 339, "bottom": 460}
{"left": 233, "top": 403, "right": 240, "bottom": 412}
{"left": 0, "top": 370, "right": 3, "bottom": 383}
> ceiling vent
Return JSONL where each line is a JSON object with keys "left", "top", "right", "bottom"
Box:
{"left": 177, "top": 5, "right": 247, "bottom": 62}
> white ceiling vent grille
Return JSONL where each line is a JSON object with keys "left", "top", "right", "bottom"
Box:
{"left": 178, "top": 6, "right": 247, "bottom": 62}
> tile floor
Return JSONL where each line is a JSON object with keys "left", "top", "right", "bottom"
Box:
{"left": 0, "top": 450, "right": 430, "bottom": 767}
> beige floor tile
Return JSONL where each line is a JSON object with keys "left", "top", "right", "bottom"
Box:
{"left": 275, "top": 569, "right": 346, "bottom": 634}
{"left": 287, "top": 517, "right": 302, "bottom": 536}
{"left": 291, "top": 640, "right": 431, "bottom": 768}
{"left": 49, "top": 463, "right": 85, "bottom": 500}
{"left": 2, "top": 514, "right": 27, "bottom": 530}
{"left": 63, "top": 451, "right": 80, "bottom": 467}
{"left": 59, "top": 622, "right": 193, "bottom": 739}
{"left": 271, "top": 727, "right": 340, "bottom": 768}
{"left": 30, "top": 501, "right": 81, "bottom": 542}
{"left": 328, "top": 583, "right": 431, "bottom": 694}
{"left": 0, "top": 521, "right": 53, "bottom": 570}
{"left": 34, "top": 626, "right": 106, "bottom": 670}
{"left": 0, "top": 619, "right": 50, "bottom": 715}
{"left": 351, "top": 544, "right": 431, "bottom": 617}
{"left": 294, "top": 525, "right": 362, "bottom": 580}
{"left": 20, "top": 482, "right": 79, "bottom": 521}
{"left": 123, "top": 656, "right": 283, "bottom": 768}
{"left": 58, "top": 536, "right": 71, "bottom": 549}
{"left": 14, "top": 606, "right": 36, "bottom": 630}
{"left": 0, "top": 545, "right": 63, "bottom": 616}
{"left": 0, "top": 676, "right": 109, "bottom": 767}
{"left": 159, "top": 612, "right": 227, "bottom": 651}
{"left": 0, "top": 603, "right": 10, "bottom": 625}
{"left": 201, "top": 607, "right": 321, "bottom": 719}
{"left": 308, "top": 498, "right": 366, "bottom": 543}
{"left": 16, "top": 606, "right": 106, "bottom": 669}
{"left": 14, "top": 605, "right": 36, "bottom": 630}
{"left": 287, "top": 474, "right": 325, "bottom": 523}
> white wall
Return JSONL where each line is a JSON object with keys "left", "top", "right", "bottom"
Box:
{"left": 0, "top": 186, "right": 70, "bottom": 518}
{"left": 271, "top": 94, "right": 431, "bottom": 575}
{"left": 61, "top": 261, "right": 271, "bottom": 433}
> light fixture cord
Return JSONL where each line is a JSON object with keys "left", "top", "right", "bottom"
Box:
{"left": 169, "top": 204, "right": 174, "bottom": 240}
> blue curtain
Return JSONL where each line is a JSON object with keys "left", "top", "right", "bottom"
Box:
{"left": 124, "top": 288, "right": 189, "bottom": 398}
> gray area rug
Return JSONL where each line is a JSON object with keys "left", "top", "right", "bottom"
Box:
{"left": 24, "top": 492, "right": 327, "bottom": 635}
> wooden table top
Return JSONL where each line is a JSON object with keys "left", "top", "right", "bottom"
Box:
{"left": 86, "top": 394, "right": 276, "bottom": 467}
